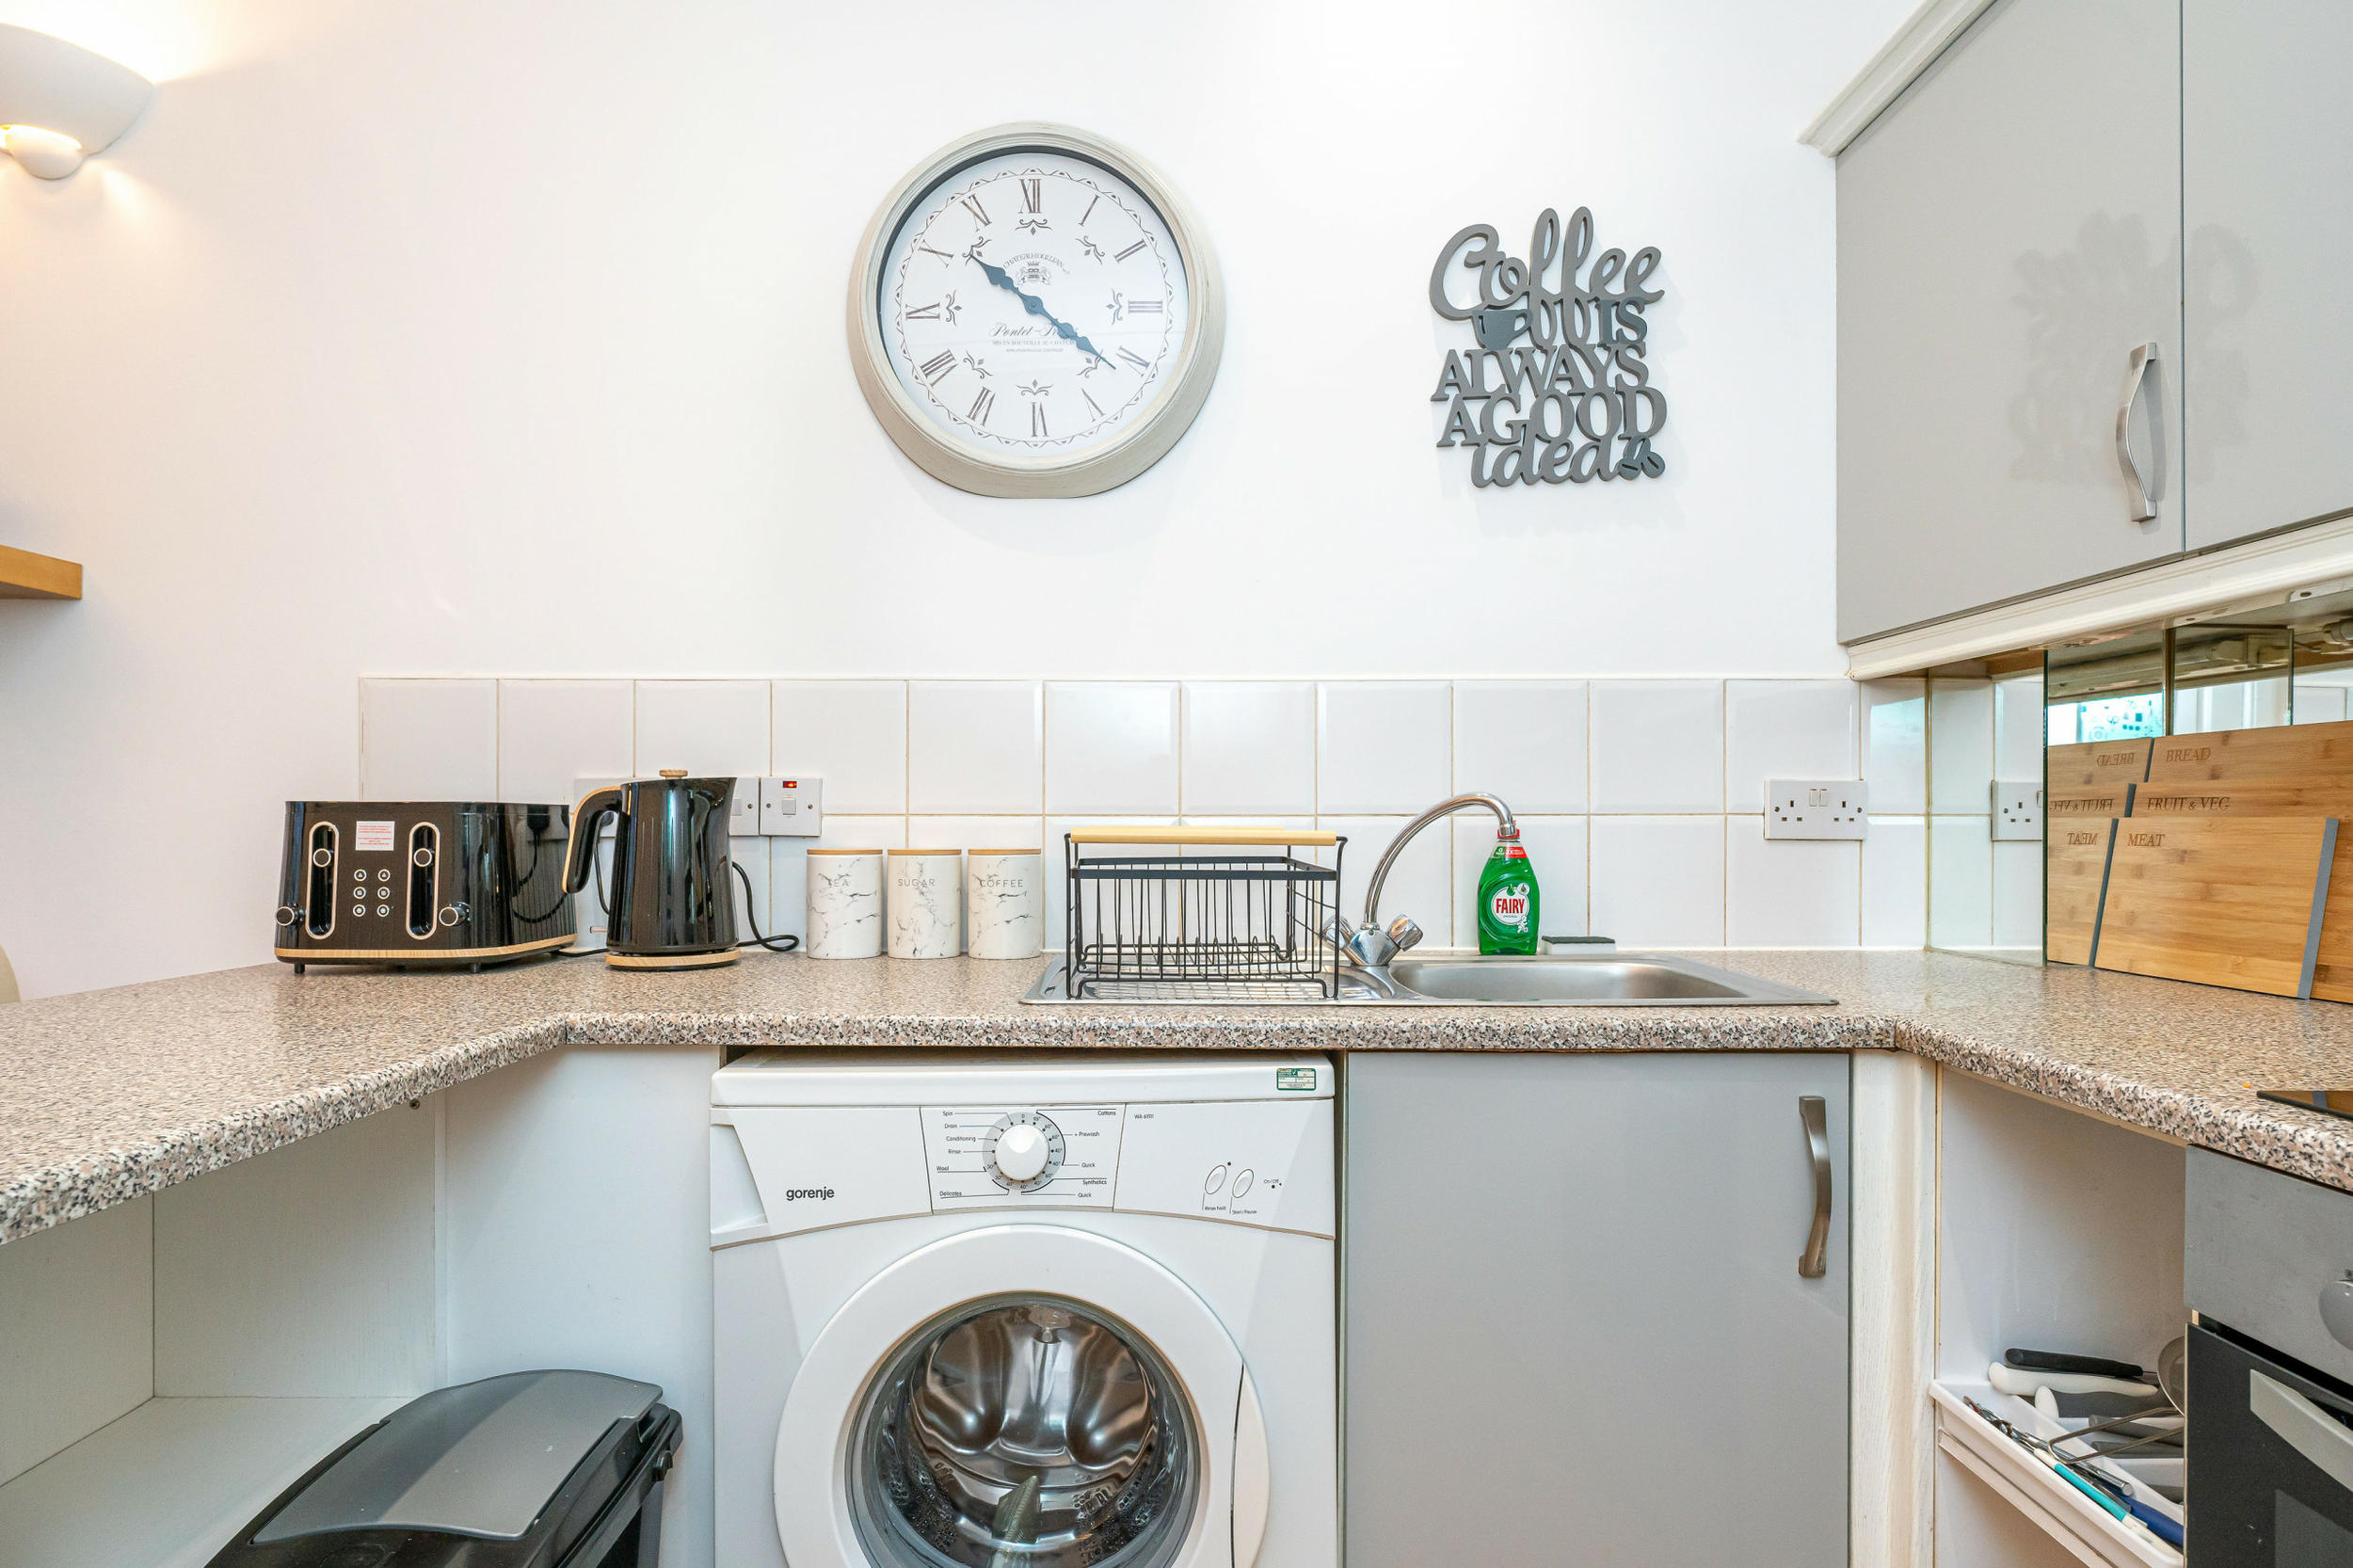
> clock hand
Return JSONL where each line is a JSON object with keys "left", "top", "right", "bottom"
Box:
{"left": 971, "top": 256, "right": 1112, "bottom": 365}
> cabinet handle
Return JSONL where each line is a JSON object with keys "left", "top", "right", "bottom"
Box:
{"left": 2250, "top": 1369, "right": 2353, "bottom": 1496}
{"left": 2114, "top": 341, "right": 2160, "bottom": 523}
{"left": 1799, "top": 1095, "right": 1831, "bottom": 1279}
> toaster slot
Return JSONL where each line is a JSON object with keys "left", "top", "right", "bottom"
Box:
{"left": 407, "top": 823, "right": 440, "bottom": 939}
{"left": 304, "top": 823, "right": 337, "bottom": 938}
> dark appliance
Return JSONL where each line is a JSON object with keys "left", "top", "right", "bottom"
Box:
{"left": 275, "top": 802, "right": 575, "bottom": 970}
{"left": 205, "top": 1369, "right": 682, "bottom": 1568}
{"left": 2187, "top": 1145, "right": 2353, "bottom": 1563}
{"left": 564, "top": 772, "right": 738, "bottom": 969}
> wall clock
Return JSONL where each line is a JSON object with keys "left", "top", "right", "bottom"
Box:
{"left": 847, "top": 122, "right": 1225, "bottom": 498}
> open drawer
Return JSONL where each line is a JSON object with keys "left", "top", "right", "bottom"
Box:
{"left": 1931, "top": 1380, "right": 2182, "bottom": 1568}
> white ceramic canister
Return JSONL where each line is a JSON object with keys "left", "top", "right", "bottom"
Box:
{"left": 888, "top": 848, "right": 963, "bottom": 959}
{"left": 965, "top": 848, "right": 1043, "bottom": 960}
{"left": 805, "top": 848, "right": 884, "bottom": 959}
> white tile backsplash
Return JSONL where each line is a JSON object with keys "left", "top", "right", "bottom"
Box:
{"left": 1725, "top": 819, "right": 1859, "bottom": 946}
{"left": 360, "top": 679, "right": 497, "bottom": 800}
{"left": 362, "top": 673, "right": 1958, "bottom": 954}
{"left": 1591, "top": 680, "right": 1723, "bottom": 813}
{"left": 1928, "top": 814, "right": 1994, "bottom": 950}
{"left": 1046, "top": 682, "right": 1178, "bottom": 815}
{"left": 1321, "top": 815, "right": 1451, "bottom": 938}
{"left": 1723, "top": 680, "right": 1859, "bottom": 813}
{"left": 497, "top": 680, "right": 632, "bottom": 804}
{"left": 1861, "top": 818, "right": 1928, "bottom": 948}
{"left": 1450, "top": 815, "right": 1587, "bottom": 947}
{"left": 1317, "top": 682, "right": 1451, "bottom": 814}
{"left": 634, "top": 680, "right": 770, "bottom": 777}
{"left": 1991, "top": 839, "right": 2043, "bottom": 951}
{"left": 909, "top": 681, "right": 1042, "bottom": 814}
{"left": 772, "top": 681, "right": 906, "bottom": 814}
{"left": 1180, "top": 682, "right": 1316, "bottom": 816}
{"left": 1928, "top": 680, "right": 1994, "bottom": 817}
{"left": 1993, "top": 675, "right": 2046, "bottom": 783}
{"left": 1862, "top": 680, "right": 1929, "bottom": 816}
{"left": 1044, "top": 817, "right": 1180, "bottom": 952}
{"left": 1452, "top": 680, "right": 1588, "bottom": 812}
{"left": 1589, "top": 816, "right": 1725, "bottom": 946}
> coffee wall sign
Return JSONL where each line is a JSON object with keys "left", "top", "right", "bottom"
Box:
{"left": 1429, "top": 206, "right": 1668, "bottom": 488}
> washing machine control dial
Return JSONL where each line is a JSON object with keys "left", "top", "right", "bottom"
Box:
{"left": 985, "top": 1111, "right": 1065, "bottom": 1192}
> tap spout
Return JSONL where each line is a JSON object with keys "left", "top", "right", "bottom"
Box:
{"left": 1363, "top": 793, "right": 1518, "bottom": 929}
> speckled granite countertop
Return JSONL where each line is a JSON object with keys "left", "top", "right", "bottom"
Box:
{"left": 7, "top": 948, "right": 2353, "bottom": 1242}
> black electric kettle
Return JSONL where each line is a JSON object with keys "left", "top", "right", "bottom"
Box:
{"left": 564, "top": 772, "right": 739, "bottom": 969}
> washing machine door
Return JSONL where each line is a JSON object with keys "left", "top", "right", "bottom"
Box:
{"left": 774, "top": 1224, "right": 1270, "bottom": 1568}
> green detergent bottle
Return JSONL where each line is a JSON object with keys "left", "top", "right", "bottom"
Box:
{"left": 1476, "top": 828, "right": 1540, "bottom": 954}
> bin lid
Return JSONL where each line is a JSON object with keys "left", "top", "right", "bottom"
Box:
{"left": 253, "top": 1370, "right": 661, "bottom": 1543}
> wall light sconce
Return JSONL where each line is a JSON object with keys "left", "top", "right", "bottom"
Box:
{"left": 0, "top": 23, "right": 153, "bottom": 179}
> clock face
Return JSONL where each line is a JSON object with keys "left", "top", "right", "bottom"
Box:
{"left": 877, "top": 149, "right": 1192, "bottom": 459}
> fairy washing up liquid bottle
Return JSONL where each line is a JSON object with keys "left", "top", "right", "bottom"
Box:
{"left": 1476, "top": 827, "right": 1540, "bottom": 954}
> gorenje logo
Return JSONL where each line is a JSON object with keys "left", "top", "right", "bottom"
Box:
{"left": 784, "top": 1187, "right": 836, "bottom": 1202}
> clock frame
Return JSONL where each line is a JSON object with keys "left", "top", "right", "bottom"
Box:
{"left": 846, "top": 122, "right": 1225, "bottom": 499}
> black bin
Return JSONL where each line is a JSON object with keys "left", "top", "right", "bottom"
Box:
{"left": 207, "top": 1369, "right": 682, "bottom": 1568}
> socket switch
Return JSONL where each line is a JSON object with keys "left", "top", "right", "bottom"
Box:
{"left": 1765, "top": 779, "right": 1868, "bottom": 840}
{"left": 1993, "top": 781, "right": 2043, "bottom": 840}
{"left": 760, "top": 775, "right": 824, "bottom": 837}
{"left": 728, "top": 779, "right": 763, "bottom": 838}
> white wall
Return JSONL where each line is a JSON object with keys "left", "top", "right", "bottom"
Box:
{"left": 0, "top": 0, "right": 1913, "bottom": 996}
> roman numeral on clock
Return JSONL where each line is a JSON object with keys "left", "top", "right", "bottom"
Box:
{"left": 968, "top": 388, "right": 995, "bottom": 424}
{"left": 1031, "top": 403, "right": 1048, "bottom": 437}
{"left": 1081, "top": 390, "right": 1105, "bottom": 419}
{"left": 960, "top": 194, "right": 990, "bottom": 225}
{"left": 916, "top": 243, "right": 951, "bottom": 260}
{"left": 1021, "top": 178, "right": 1042, "bottom": 214}
{"left": 1128, "top": 299, "right": 1162, "bottom": 314}
{"left": 1114, "top": 239, "right": 1146, "bottom": 262}
{"left": 919, "top": 350, "right": 954, "bottom": 383}
{"left": 1080, "top": 195, "right": 1099, "bottom": 225}
{"left": 1117, "top": 347, "right": 1151, "bottom": 371}
{"left": 904, "top": 302, "right": 940, "bottom": 320}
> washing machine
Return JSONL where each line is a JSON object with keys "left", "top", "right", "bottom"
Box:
{"left": 709, "top": 1050, "right": 1337, "bottom": 1568}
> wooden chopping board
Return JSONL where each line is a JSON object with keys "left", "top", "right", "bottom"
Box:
{"left": 2144, "top": 719, "right": 2353, "bottom": 783}
{"left": 2095, "top": 816, "right": 2338, "bottom": 997}
{"left": 2046, "top": 738, "right": 2153, "bottom": 791}
{"left": 2132, "top": 779, "right": 2353, "bottom": 818}
{"left": 2045, "top": 820, "right": 2118, "bottom": 966}
{"left": 2049, "top": 784, "right": 2136, "bottom": 821}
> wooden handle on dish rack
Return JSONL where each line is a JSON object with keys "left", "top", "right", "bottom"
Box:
{"left": 1064, "top": 825, "right": 1340, "bottom": 846}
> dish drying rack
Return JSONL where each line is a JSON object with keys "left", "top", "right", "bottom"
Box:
{"left": 1063, "top": 826, "right": 1345, "bottom": 1001}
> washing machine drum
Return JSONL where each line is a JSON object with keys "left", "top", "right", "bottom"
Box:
{"left": 775, "top": 1226, "right": 1268, "bottom": 1568}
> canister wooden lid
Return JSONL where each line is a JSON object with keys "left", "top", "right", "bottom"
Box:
{"left": 886, "top": 847, "right": 962, "bottom": 855}
{"left": 968, "top": 847, "right": 1042, "bottom": 855}
{"left": 806, "top": 847, "right": 883, "bottom": 856}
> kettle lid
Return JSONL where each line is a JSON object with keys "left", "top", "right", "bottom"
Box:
{"left": 658, "top": 769, "right": 688, "bottom": 778}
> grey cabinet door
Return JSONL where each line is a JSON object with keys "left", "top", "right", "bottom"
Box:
{"left": 1343, "top": 1052, "right": 1849, "bottom": 1568}
{"left": 1836, "top": 0, "right": 2183, "bottom": 643}
{"left": 2183, "top": 0, "right": 2353, "bottom": 551}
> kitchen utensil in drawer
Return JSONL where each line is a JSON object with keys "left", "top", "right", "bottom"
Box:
{"left": 2008, "top": 1348, "right": 2147, "bottom": 1382}
{"left": 274, "top": 801, "right": 575, "bottom": 970}
{"left": 564, "top": 773, "right": 738, "bottom": 969}
{"left": 2094, "top": 814, "right": 2338, "bottom": 997}
{"left": 1063, "top": 825, "right": 1344, "bottom": 1000}
{"left": 2044, "top": 819, "right": 2118, "bottom": 966}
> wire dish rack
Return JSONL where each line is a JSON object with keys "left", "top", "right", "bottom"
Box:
{"left": 1064, "top": 826, "right": 1345, "bottom": 1001}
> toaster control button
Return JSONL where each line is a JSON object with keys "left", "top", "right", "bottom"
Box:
{"left": 351, "top": 904, "right": 366, "bottom": 918}
{"left": 412, "top": 846, "right": 434, "bottom": 867}
{"left": 312, "top": 847, "right": 333, "bottom": 868}
{"left": 440, "top": 904, "right": 469, "bottom": 928}
{"left": 275, "top": 906, "right": 299, "bottom": 927}
{"left": 378, "top": 870, "right": 391, "bottom": 882}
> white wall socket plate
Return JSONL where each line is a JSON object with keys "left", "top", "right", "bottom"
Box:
{"left": 728, "top": 778, "right": 763, "bottom": 837}
{"left": 1992, "top": 780, "right": 2043, "bottom": 840}
{"left": 760, "top": 775, "right": 823, "bottom": 837}
{"left": 1765, "top": 779, "right": 1868, "bottom": 840}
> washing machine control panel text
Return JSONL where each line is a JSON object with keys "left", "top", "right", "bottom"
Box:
{"left": 923, "top": 1105, "right": 1124, "bottom": 1208}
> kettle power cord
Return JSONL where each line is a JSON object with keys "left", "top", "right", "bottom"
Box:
{"left": 730, "top": 857, "right": 801, "bottom": 953}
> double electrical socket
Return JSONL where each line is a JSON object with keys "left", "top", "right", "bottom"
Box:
{"left": 569, "top": 776, "right": 824, "bottom": 838}
{"left": 1765, "top": 779, "right": 1868, "bottom": 840}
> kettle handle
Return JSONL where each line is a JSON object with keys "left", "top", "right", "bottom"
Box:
{"left": 564, "top": 786, "right": 624, "bottom": 893}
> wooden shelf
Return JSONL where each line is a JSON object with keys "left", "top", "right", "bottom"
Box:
{"left": 0, "top": 1395, "right": 400, "bottom": 1568}
{"left": 1931, "top": 1380, "right": 2182, "bottom": 1568}
{"left": 0, "top": 544, "right": 81, "bottom": 600}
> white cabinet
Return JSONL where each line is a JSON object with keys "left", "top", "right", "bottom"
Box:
{"left": 1837, "top": 0, "right": 2183, "bottom": 643}
{"left": 2182, "top": 0, "right": 2353, "bottom": 551}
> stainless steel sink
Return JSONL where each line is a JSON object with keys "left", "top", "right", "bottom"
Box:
{"left": 1021, "top": 952, "right": 1833, "bottom": 1007}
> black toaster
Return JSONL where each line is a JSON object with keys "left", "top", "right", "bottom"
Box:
{"left": 273, "top": 801, "right": 576, "bottom": 970}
